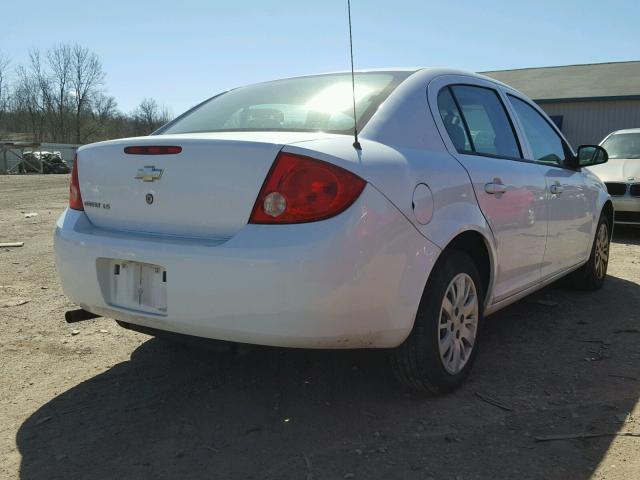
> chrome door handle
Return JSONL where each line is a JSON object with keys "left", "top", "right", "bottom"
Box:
{"left": 485, "top": 182, "right": 507, "bottom": 195}
{"left": 550, "top": 183, "right": 564, "bottom": 195}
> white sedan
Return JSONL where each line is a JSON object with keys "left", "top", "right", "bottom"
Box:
{"left": 55, "top": 68, "right": 612, "bottom": 393}
{"left": 588, "top": 128, "right": 640, "bottom": 224}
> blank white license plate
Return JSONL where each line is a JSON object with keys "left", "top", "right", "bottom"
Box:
{"left": 108, "top": 260, "right": 167, "bottom": 314}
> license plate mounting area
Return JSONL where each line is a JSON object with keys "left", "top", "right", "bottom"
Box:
{"left": 103, "top": 259, "right": 167, "bottom": 315}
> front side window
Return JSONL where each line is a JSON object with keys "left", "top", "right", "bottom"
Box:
{"left": 601, "top": 132, "right": 640, "bottom": 159}
{"left": 157, "top": 72, "right": 411, "bottom": 135}
{"left": 508, "top": 95, "right": 568, "bottom": 166}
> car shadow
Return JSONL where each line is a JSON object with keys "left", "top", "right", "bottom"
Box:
{"left": 16, "top": 275, "right": 640, "bottom": 480}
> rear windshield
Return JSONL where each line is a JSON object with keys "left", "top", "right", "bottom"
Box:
{"left": 157, "top": 72, "right": 412, "bottom": 135}
{"left": 601, "top": 133, "right": 640, "bottom": 159}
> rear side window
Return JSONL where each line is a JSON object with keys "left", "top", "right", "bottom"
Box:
{"left": 437, "top": 86, "right": 521, "bottom": 159}
{"left": 450, "top": 86, "right": 521, "bottom": 159}
{"left": 508, "top": 95, "right": 568, "bottom": 166}
{"left": 437, "top": 88, "right": 473, "bottom": 153}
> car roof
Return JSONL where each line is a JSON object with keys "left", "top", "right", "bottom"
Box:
{"left": 304, "top": 67, "right": 501, "bottom": 78}
{"left": 609, "top": 128, "right": 640, "bottom": 135}
{"left": 342, "top": 67, "right": 516, "bottom": 92}
{"left": 245, "top": 67, "right": 506, "bottom": 88}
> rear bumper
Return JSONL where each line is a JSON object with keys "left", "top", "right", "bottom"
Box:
{"left": 54, "top": 185, "right": 440, "bottom": 348}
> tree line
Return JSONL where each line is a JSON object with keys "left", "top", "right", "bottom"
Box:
{"left": 0, "top": 44, "right": 172, "bottom": 145}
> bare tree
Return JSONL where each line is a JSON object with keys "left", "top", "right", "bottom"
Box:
{"left": 2, "top": 43, "right": 173, "bottom": 144}
{"left": 133, "top": 98, "right": 171, "bottom": 135}
{"left": 159, "top": 104, "right": 172, "bottom": 126}
{"left": 70, "top": 44, "right": 105, "bottom": 143}
{"left": 15, "top": 49, "right": 65, "bottom": 142}
{"left": 83, "top": 92, "right": 118, "bottom": 141}
{"left": 93, "top": 93, "right": 118, "bottom": 125}
{"left": 47, "top": 44, "right": 73, "bottom": 142}
{"left": 14, "top": 58, "right": 49, "bottom": 142}
{"left": 0, "top": 52, "right": 10, "bottom": 127}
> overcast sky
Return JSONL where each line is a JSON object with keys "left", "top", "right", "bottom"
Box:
{"left": 2, "top": 0, "right": 638, "bottom": 115}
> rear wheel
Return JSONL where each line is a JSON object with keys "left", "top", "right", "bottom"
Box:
{"left": 391, "top": 251, "right": 483, "bottom": 393}
{"left": 565, "top": 214, "right": 610, "bottom": 290}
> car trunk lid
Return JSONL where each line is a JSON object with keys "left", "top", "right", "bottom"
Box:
{"left": 77, "top": 132, "right": 339, "bottom": 239}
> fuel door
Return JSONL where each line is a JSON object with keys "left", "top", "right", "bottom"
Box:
{"left": 412, "top": 183, "right": 434, "bottom": 225}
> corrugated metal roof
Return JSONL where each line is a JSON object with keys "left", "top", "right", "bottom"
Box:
{"left": 482, "top": 61, "right": 640, "bottom": 102}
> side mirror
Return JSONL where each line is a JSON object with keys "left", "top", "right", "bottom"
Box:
{"left": 577, "top": 145, "right": 608, "bottom": 167}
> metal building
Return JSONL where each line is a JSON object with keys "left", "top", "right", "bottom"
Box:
{"left": 483, "top": 61, "right": 640, "bottom": 147}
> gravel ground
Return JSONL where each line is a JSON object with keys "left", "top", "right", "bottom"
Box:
{"left": 1, "top": 174, "right": 639, "bottom": 480}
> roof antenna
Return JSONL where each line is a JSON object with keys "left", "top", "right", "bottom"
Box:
{"left": 347, "top": 0, "right": 362, "bottom": 150}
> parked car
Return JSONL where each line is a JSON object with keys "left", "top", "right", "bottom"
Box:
{"left": 20, "top": 151, "right": 71, "bottom": 174}
{"left": 587, "top": 128, "right": 640, "bottom": 224}
{"left": 54, "top": 69, "right": 612, "bottom": 393}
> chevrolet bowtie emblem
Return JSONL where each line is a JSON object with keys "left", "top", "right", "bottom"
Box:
{"left": 135, "top": 166, "right": 163, "bottom": 182}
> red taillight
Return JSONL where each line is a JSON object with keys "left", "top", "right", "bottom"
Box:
{"left": 249, "top": 152, "right": 366, "bottom": 224}
{"left": 69, "top": 153, "right": 83, "bottom": 211}
{"left": 124, "top": 146, "right": 182, "bottom": 155}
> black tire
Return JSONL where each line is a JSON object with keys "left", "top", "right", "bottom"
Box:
{"left": 564, "top": 213, "right": 611, "bottom": 290}
{"left": 391, "top": 250, "right": 484, "bottom": 393}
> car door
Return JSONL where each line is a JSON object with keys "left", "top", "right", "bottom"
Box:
{"left": 505, "top": 93, "right": 595, "bottom": 277}
{"left": 429, "top": 76, "right": 548, "bottom": 302}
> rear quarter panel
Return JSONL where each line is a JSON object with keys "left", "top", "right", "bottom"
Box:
{"left": 285, "top": 69, "right": 497, "bottom": 303}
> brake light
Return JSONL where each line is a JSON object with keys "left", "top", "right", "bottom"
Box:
{"left": 69, "top": 153, "right": 83, "bottom": 211}
{"left": 124, "top": 146, "right": 182, "bottom": 155}
{"left": 249, "top": 152, "right": 366, "bottom": 224}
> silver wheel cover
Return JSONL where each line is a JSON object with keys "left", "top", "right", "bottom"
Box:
{"left": 438, "top": 273, "right": 479, "bottom": 375}
{"left": 594, "top": 222, "right": 609, "bottom": 279}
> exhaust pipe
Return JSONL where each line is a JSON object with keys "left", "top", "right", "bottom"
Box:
{"left": 65, "top": 309, "right": 101, "bottom": 323}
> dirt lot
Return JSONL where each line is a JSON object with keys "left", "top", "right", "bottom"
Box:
{"left": 1, "top": 174, "right": 639, "bottom": 480}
